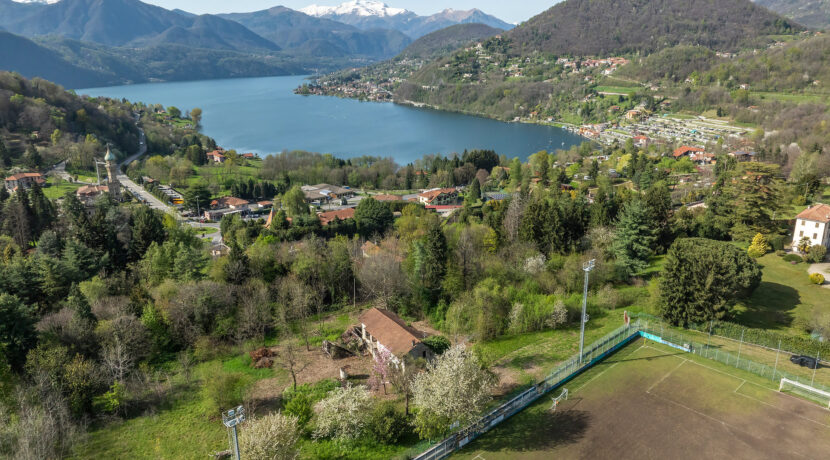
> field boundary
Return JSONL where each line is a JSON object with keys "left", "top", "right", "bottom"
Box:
{"left": 414, "top": 318, "right": 830, "bottom": 460}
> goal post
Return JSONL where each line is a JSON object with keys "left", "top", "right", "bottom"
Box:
{"left": 550, "top": 388, "right": 569, "bottom": 411}
{"left": 779, "top": 378, "right": 830, "bottom": 409}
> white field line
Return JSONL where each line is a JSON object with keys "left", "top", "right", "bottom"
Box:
{"left": 646, "top": 358, "right": 687, "bottom": 393}
{"left": 643, "top": 345, "right": 830, "bottom": 429}
{"left": 645, "top": 391, "right": 810, "bottom": 460}
{"left": 573, "top": 362, "right": 620, "bottom": 393}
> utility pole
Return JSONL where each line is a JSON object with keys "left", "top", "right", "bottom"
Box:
{"left": 222, "top": 406, "right": 245, "bottom": 460}
{"left": 579, "top": 259, "right": 596, "bottom": 365}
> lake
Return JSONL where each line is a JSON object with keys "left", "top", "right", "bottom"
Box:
{"left": 79, "top": 75, "right": 585, "bottom": 164}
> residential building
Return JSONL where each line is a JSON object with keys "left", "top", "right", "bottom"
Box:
{"left": 358, "top": 308, "right": 434, "bottom": 363}
{"left": 373, "top": 194, "right": 403, "bottom": 202}
{"left": 417, "top": 188, "right": 460, "bottom": 206}
{"left": 317, "top": 208, "right": 355, "bottom": 226}
{"left": 210, "top": 196, "right": 250, "bottom": 210}
{"left": 729, "top": 150, "right": 757, "bottom": 162}
{"left": 4, "top": 172, "right": 45, "bottom": 192}
{"left": 206, "top": 150, "right": 226, "bottom": 163}
{"left": 793, "top": 204, "right": 830, "bottom": 253}
{"left": 673, "top": 146, "right": 705, "bottom": 158}
{"left": 76, "top": 185, "right": 109, "bottom": 205}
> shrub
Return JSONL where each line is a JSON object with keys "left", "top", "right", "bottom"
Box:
{"left": 369, "top": 402, "right": 409, "bottom": 444}
{"left": 747, "top": 233, "right": 770, "bottom": 258}
{"left": 313, "top": 384, "right": 373, "bottom": 442}
{"left": 775, "top": 250, "right": 786, "bottom": 257}
{"left": 807, "top": 245, "right": 827, "bottom": 263}
{"left": 283, "top": 392, "right": 313, "bottom": 428}
{"left": 239, "top": 412, "right": 300, "bottom": 460}
{"left": 783, "top": 253, "right": 804, "bottom": 263}
{"left": 422, "top": 336, "right": 451, "bottom": 355}
{"left": 203, "top": 372, "right": 245, "bottom": 411}
{"left": 810, "top": 273, "right": 825, "bottom": 285}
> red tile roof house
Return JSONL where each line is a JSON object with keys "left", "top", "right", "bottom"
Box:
{"left": 206, "top": 150, "right": 226, "bottom": 163}
{"left": 317, "top": 208, "right": 355, "bottom": 226}
{"left": 358, "top": 308, "right": 434, "bottom": 364}
{"left": 4, "top": 172, "right": 45, "bottom": 192}
{"left": 672, "top": 146, "right": 705, "bottom": 158}
{"left": 793, "top": 203, "right": 830, "bottom": 254}
{"left": 210, "top": 196, "right": 250, "bottom": 210}
{"left": 417, "top": 188, "right": 460, "bottom": 206}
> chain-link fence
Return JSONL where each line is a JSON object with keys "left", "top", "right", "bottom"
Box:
{"left": 411, "top": 320, "right": 644, "bottom": 460}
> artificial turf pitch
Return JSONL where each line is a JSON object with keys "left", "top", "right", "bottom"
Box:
{"left": 453, "top": 338, "right": 830, "bottom": 459}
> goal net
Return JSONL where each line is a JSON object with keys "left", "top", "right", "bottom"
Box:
{"left": 779, "top": 378, "right": 830, "bottom": 409}
{"left": 550, "top": 388, "right": 569, "bottom": 411}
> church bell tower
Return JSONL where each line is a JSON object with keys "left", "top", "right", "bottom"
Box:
{"left": 105, "top": 146, "right": 121, "bottom": 201}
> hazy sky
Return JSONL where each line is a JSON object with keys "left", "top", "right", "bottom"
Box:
{"left": 142, "top": 1, "right": 560, "bottom": 24}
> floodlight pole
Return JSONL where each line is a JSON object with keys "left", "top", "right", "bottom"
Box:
{"left": 222, "top": 406, "right": 245, "bottom": 460}
{"left": 579, "top": 259, "right": 596, "bottom": 365}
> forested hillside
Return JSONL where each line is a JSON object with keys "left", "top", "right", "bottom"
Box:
{"left": 400, "top": 23, "right": 503, "bottom": 59}
{"left": 507, "top": 0, "right": 799, "bottom": 56}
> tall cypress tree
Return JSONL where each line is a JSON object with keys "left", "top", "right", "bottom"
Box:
{"left": 0, "top": 137, "right": 10, "bottom": 167}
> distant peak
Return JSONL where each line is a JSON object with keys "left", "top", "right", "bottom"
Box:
{"left": 301, "top": 0, "right": 409, "bottom": 18}
{"left": 10, "top": 0, "right": 62, "bottom": 4}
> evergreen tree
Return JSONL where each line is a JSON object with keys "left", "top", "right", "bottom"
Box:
{"left": 659, "top": 238, "right": 762, "bottom": 325}
{"left": 28, "top": 182, "right": 56, "bottom": 239}
{"left": 66, "top": 283, "right": 95, "bottom": 324}
{"left": 0, "top": 293, "right": 36, "bottom": 370}
{"left": 354, "top": 198, "right": 393, "bottom": 238}
{"left": 130, "top": 206, "right": 166, "bottom": 260}
{"left": 24, "top": 144, "right": 41, "bottom": 169}
{"left": 416, "top": 219, "right": 448, "bottom": 305}
{"left": 224, "top": 241, "right": 250, "bottom": 285}
{"left": 613, "top": 199, "right": 657, "bottom": 277}
{"left": 0, "top": 137, "right": 10, "bottom": 167}
{"left": 468, "top": 178, "right": 481, "bottom": 203}
{"left": 2, "top": 190, "right": 33, "bottom": 248}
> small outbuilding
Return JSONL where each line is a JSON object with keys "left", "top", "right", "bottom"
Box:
{"left": 358, "top": 308, "right": 433, "bottom": 363}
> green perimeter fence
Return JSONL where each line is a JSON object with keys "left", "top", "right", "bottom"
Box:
{"left": 411, "top": 319, "right": 645, "bottom": 460}
{"left": 410, "top": 316, "right": 830, "bottom": 460}
{"left": 637, "top": 319, "right": 830, "bottom": 395}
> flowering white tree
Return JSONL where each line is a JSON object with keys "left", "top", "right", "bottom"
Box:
{"left": 313, "top": 384, "right": 372, "bottom": 442}
{"left": 238, "top": 412, "right": 300, "bottom": 460}
{"left": 411, "top": 345, "right": 495, "bottom": 439}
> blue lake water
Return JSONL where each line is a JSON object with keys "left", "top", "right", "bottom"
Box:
{"left": 79, "top": 75, "right": 584, "bottom": 164}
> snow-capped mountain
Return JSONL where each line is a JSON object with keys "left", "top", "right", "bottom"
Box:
{"left": 300, "top": 0, "right": 512, "bottom": 39}
{"left": 10, "top": 0, "right": 61, "bottom": 4}
{"left": 301, "top": 0, "right": 408, "bottom": 18}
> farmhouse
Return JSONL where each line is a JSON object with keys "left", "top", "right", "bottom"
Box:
{"left": 206, "top": 150, "right": 226, "bottom": 164}
{"left": 793, "top": 203, "right": 830, "bottom": 253}
{"left": 210, "top": 196, "right": 249, "bottom": 210}
{"left": 4, "top": 172, "right": 45, "bottom": 192}
{"left": 358, "top": 308, "right": 433, "bottom": 363}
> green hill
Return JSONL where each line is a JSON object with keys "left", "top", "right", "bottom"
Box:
{"left": 507, "top": 0, "right": 800, "bottom": 56}
{"left": 400, "top": 23, "right": 503, "bottom": 59}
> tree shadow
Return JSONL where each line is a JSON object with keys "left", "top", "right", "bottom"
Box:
{"left": 468, "top": 407, "right": 590, "bottom": 452}
{"left": 733, "top": 282, "right": 800, "bottom": 329}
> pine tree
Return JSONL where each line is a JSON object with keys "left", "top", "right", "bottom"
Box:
{"left": 66, "top": 283, "right": 95, "bottom": 324}
{"left": 417, "top": 219, "right": 447, "bottom": 305}
{"left": 468, "top": 178, "right": 481, "bottom": 203}
{"left": 613, "top": 199, "right": 657, "bottom": 277}
{"left": 0, "top": 137, "right": 10, "bottom": 167}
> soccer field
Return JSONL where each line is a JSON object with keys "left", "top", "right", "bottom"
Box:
{"left": 452, "top": 339, "right": 830, "bottom": 459}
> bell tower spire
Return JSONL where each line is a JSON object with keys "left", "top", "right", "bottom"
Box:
{"left": 105, "top": 145, "right": 121, "bottom": 201}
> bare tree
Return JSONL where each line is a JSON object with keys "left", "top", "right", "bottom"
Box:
{"left": 177, "top": 351, "right": 195, "bottom": 384}
{"left": 356, "top": 238, "right": 407, "bottom": 310}
{"left": 277, "top": 343, "right": 309, "bottom": 392}
{"left": 237, "top": 283, "right": 272, "bottom": 343}
{"left": 503, "top": 193, "right": 525, "bottom": 243}
{"left": 388, "top": 355, "right": 424, "bottom": 416}
{"left": 102, "top": 338, "right": 133, "bottom": 384}
{"left": 286, "top": 277, "right": 313, "bottom": 351}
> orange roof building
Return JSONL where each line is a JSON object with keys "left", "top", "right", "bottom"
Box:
{"left": 793, "top": 203, "right": 830, "bottom": 254}
{"left": 4, "top": 172, "right": 45, "bottom": 192}
{"left": 317, "top": 208, "right": 355, "bottom": 226}
{"left": 358, "top": 308, "right": 434, "bottom": 361}
{"left": 673, "top": 146, "right": 705, "bottom": 158}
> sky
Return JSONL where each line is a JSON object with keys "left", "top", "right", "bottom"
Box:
{"left": 141, "top": 1, "right": 560, "bottom": 24}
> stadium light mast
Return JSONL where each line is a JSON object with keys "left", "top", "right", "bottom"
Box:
{"left": 222, "top": 405, "right": 245, "bottom": 460}
{"left": 579, "top": 259, "right": 596, "bottom": 365}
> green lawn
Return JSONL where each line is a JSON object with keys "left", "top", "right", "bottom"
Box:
{"left": 733, "top": 253, "right": 827, "bottom": 333}
{"left": 754, "top": 91, "right": 830, "bottom": 104}
{"left": 594, "top": 86, "right": 638, "bottom": 95}
{"left": 43, "top": 178, "right": 83, "bottom": 199}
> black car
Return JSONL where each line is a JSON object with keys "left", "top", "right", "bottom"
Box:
{"left": 790, "top": 355, "right": 820, "bottom": 369}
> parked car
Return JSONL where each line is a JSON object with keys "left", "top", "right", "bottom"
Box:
{"left": 790, "top": 355, "right": 819, "bottom": 369}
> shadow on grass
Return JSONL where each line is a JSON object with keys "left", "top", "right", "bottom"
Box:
{"left": 469, "top": 408, "right": 591, "bottom": 452}
{"left": 734, "top": 282, "right": 800, "bottom": 329}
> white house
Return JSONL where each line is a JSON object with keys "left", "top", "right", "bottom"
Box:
{"left": 793, "top": 203, "right": 830, "bottom": 253}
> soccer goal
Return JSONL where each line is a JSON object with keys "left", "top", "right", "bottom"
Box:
{"left": 550, "top": 388, "right": 569, "bottom": 411}
{"left": 779, "top": 378, "right": 830, "bottom": 409}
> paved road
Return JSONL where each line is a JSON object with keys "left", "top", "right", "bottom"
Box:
{"left": 119, "top": 120, "right": 224, "bottom": 245}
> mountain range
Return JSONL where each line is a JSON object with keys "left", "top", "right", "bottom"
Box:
{"left": 753, "top": 0, "right": 830, "bottom": 29}
{"left": 0, "top": 0, "right": 513, "bottom": 88}
{"left": 301, "top": 0, "right": 514, "bottom": 38}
